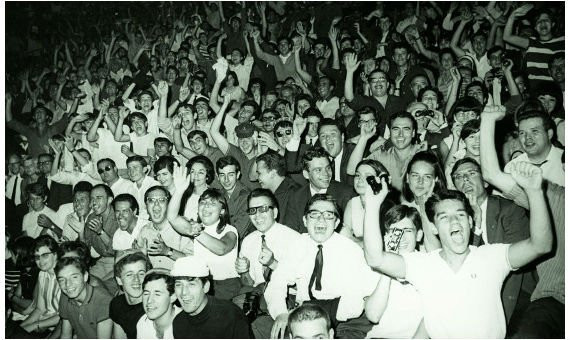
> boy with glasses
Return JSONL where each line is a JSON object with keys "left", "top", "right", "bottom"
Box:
{"left": 266, "top": 194, "right": 379, "bottom": 338}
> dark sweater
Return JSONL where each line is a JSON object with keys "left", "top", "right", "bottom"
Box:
{"left": 173, "top": 296, "right": 250, "bottom": 339}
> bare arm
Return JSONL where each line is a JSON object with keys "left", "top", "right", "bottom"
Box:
{"left": 209, "top": 95, "right": 232, "bottom": 154}
{"left": 61, "top": 319, "right": 73, "bottom": 339}
{"left": 450, "top": 20, "right": 468, "bottom": 58}
{"left": 96, "top": 318, "right": 113, "bottom": 339}
{"left": 112, "top": 322, "right": 127, "bottom": 339}
{"left": 503, "top": 5, "right": 532, "bottom": 49}
{"left": 343, "top": 52, "right": 360, "bottom": 103}
{"left": 195, "top": 230, "right": 237, "bottom": 256}
{"left": 113, "top": 109, "right": 131, "bottom": 142}
{"left": 293, "top": 47, "right": 313, "bottom": 84}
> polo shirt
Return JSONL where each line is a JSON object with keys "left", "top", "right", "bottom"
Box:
{"left": 112, "top": 217, "right": 147, "bottom": 251}
{"left": 59, "top": 284, "right": 113, "bottom": 339}
{"left": 136, "top": 305, "right": 182, "bottom": 339}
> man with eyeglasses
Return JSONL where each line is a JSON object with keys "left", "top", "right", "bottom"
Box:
{"left": 344, "top": 53, "right": 406, "bottom": 137}
{"left": 266, "top": 194, "right": 379, "bottom": 339}
{"left": 451, "top": 157, "right": 531, "bottom": 323}
{"left": 136, "top": 186, "right": 192, "bottom": 270}
{"left": 284, "top": 146, "right": 354, "bottom": 233}
{"left": 84, "top": 184, "right": 119, "bottom": 282}
{"left": 234, "top": 188, "right": 301, "bottom": 338}
{"left": 96, "top": 158, "right": 138, "bottom": 198}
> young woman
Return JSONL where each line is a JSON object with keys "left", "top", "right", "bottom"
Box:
{"left": 444, "top": 119, "right": 481, "bottom": 189}
{"left": 219, "top": 71, "right": 246, "bottom": 105}
{"left": 169, "top": 166, "right": 240, "bottom": 300}
{"left": 19, "top": 236, "right": 61, "bottom": 335}
{"left": 341, "top": 159, "right": 398, "bottom": 247}
{"left": 7, "top": 235, "right": 38, "bottom": 316}
{"left": 179, "top": 155, "right": 215, "bottom": 221}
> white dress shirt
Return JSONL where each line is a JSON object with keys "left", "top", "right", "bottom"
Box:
{"left": 132, "top": 176, "right": 161, "bottom": 221}
{"left": 135, "top": 222, "right": 194, "bottom": 270}
{"left": 112, "top": 217, "right": 147, "bottom": 251}
{"left": 136, "top": 305, "right": 181, "bottom": 339}
{"left": 316, "top": 96, "right": 340, "bottom": 120}
{"left": 22, "top": 206, "right": 61, "bottom": 239}
{"left": 239, "top": 222, "right": 302, "bottom": 286}
{"left": 265, "top": 232, "right": 379, "bottom": 321}
{"left": 6, "top": 174, "right": 23, "bottom": 206}
{"left": 110, "top": 177, "right": 138, "bottom": 198}
{"left": 333, "top": 148, "right": 343, "bottom": 182}
{"left": 506, "top": 146, "right": 565, "bottom": 187}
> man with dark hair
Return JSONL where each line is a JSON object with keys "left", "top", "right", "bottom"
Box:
{"left": 284, "top": 147, "right": 354, "bottom": 233}
{"left": 36, "top": 152, "right": 73, "bottom": 210}
{"left": 61, "top": 181, "right": 93, "bottom": 242}
{"left": 110, "top": 250, "right": 152, "bottom": 339}
{"left": 173, "top": 128, "right": 224, "bottom": 166}
{"left": 85, "top": 184, "right": 118, "bottom": 282}
{"left": 255, "top": 152, "right": 300, "bottom": 224}
{"left": 451, "top": 157, "right": 531, "bottom": 322}
{"left": 56, "top": 256, "right": 114, "bottom": 339}
{"left": 96, "top": 158, "right": 137, "bottom": 197}
{"left": 171, "top": 256, "right": 250, "bottom": 338}
{"left": 267, "top": 194, "right": 379, "bottom": 338}
{"left": 315, "top": 76, "right": 339, "bottom": 119}
{"left": 288, "top": 304, "right": 334, "bottom": 339}
{"left": 22, "top": 182, "right": 61, "bottom": 239}
{"left": 506, "top": 111, "right": 564, "bottom": 186}
{"left": 126, "top": 155, "right": 160, "bottom": 220}
{"left": 216, "top": 156, "right": 252, "bottom": 240}
{"left": 112, "top": 193, "right": 147, "bottom": 251}
{"left": 136, "top": 269, "right": 182, "bottom": 339}
{"left": 363, "top": 161, "right": 552, "bottom": 338}
{"left": 548, "top": 52, "right": 564, "bottom": 92}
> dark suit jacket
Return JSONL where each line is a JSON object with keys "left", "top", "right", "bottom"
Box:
{"left": 225, "top": 181, "right": 253, "bottom": 242}
{"left": 473, "top": 195, "right": 530, "bottom": 322}
{"left": 38, "top": 177, "right": 73, "bottom": 211}
{"left": 283, "top": 181, "right": 356, "bottom": 234}
{"left": 274, "top": 177, "right": 302, "bottom": 225}
{"left": 285, "top": 143, "right": 356, "bottom": 187}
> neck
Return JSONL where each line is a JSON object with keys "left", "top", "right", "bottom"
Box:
{"left": 127, "top": 218, "right": 138, "bottom": 234}
{"left": 108, "top": 176, "right": 120, "bottom": 187}
{"left": 528, "top": 144, "right": 552, "bottom": 163}
{"left": 194, "top": 184, "right": 208, "bottom": 195}
{"left": 100, "top": 207, "right": 112, "bottom": 220}
{"left": 310, "top": 182, "right": 328, "bottom": 192}
{"left": 539, "top": 33, "right": 553, "bottom": 41}
{"left": 393, "top": 145, "right": 414, "bottom": 159}
{"left": 439, "top": 246, "right": 470, "bottom": 272}
{"left": 270, "top": 176, "right": 285, "bottom": 193}
{"left": 397, "top": 64, "right": 408, "bottom": 75}
{"left": 135, "top": 176, "right": 145, "bottom": 187}
{"left": 74, "top": 284, "right": 89, "bottom": 305}
{"left": 154, "top": 305, "right": 176, "bottom": 332}
{"left": 125, "top": 293, "right": 142, "bottom": 305}
{"left": 476, "top": 193, "right": 488, "bottom": 206}
{"left": 189, "top": 296, "right": 208, "bottom": 316}
{"left": 36, "top": 121, "right": 48, "bottom": 131}
{"left": 153, "top": 219, "right": 170, "bottom": 231}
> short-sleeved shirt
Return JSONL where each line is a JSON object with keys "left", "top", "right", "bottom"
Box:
{"left": 136, "top": 305, "right": 182, "bottom": 339}
{"left": 194, "top": 222, "right": 239, "bottom": 281}
{"left": 129, "top": 133, "right": 157, "bottom": 157}
{"left": 109, "top": 294, "right": 145, "bottom": 339}
{"left": 135, "top": 222, "right": 194, "bottom": 270}
{"left": 59, "top": 284, "right": 114, "bottom": 339}
{"left": 403, "top": 244, "right": 512, "bottom": 338}
{"left": 366, "top": 146, "right": 417, "bottom": 192}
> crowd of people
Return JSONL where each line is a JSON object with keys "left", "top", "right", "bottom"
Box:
{"left": 4, "top": 1, "right": 565, "bottom": 339}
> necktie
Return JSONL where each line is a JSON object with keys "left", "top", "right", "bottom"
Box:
{"left": 261, "top": 235, "right": 272, "bottom": 282}
{"left": 10, "top": 176, "right": 19, "bottom": 203}
{"left": 308, "top": 245, "right": 323, "bottom": 300}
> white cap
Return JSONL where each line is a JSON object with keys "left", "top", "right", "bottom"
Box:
{"left": 170, "top": 256, "right": 209, "bottom": 278}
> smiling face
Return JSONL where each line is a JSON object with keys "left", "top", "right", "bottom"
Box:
{"left": 190, "top": 162, "right": 208, "bottom": 188}
{"left": 406, "top": 161, "right": 436, "bottom": 199}
{"left": 319, "top": 125, "right": 342, "bottom": 158}
{"left": 156, "top": 168, "right": 174, "bottom": 189}
{"left": 467, "top": 85, "right": 485, "bottom": 106}
{"left": 154, "top": 141, "right": 172, "bottom": 157}
{"left": 304, "top": 157, "right": 332, "bottom": 190}
{"left": 262, "top": 112, "right": 277, "bottom": 132}
{"left": 304, "top": 200, "right": 339, "bottom": 244}
{"left": 139, "top": 94, "right": 153, "bottom": 112}
{"left": 256, "top": 161, "right": 276, "bottom": 190}
{"left": 57, "top": 264, "right": 88, "bottom": 300}
{"left": 518, "top": 117, "right": 552, "bottom": 159}
{"left": 130, "top": 116, "right": 147, "bottom": 136}
{"left": 535, "top": 13, "right": 553, "bottom": 38}
{"left": 538, "top": 94, "right": 557, "bottom": 114}
{"left": 217, "top": 165, "right": 239, "bottom": 192}
{"left": 275, "top": 126, "right": 293, "bottom": 148}
{"left": 368, "top": 71, "right": 389, "bottom": 97}
{"left": 117, "top": 261, "right": 147, "bottom": 299}
{"left": 411, "top": 76, "right": 429, "bottom": 99}
{"left": 421, "top": 89, "right": 438, "bottom": 110}
{"left": 35, "top": 245, "right": 57, "bottom": 272}
{"left": 189, "top": 135, "right": 208, "bottom": 155}
{"left": 464, "top": 131, "right": 481, "bottom": 156}
{"left": 145, "top": 189, "right": 169, "bottom": 223}
{"left": 238, "top": 136, "right": 255, "bottom": 155}
{"left": 195, "top": 101, "right": 209, "bottom": 120}
{"left": 297, "top": 99, "right": 311, "bottom": 116}
{"left": 90, "top": 187, "right": 111, "bottom": 216}
{"left": 317, "top": 78, "right": 333, "bottom": 99}
{"left": 390, "top": 117, "right": 415, "bottom": 150}
{"left": 432, "top": 199, "right": 473, "bottom": 255}
{"left": 393, "top": 48, "right": 409, "bottom": 67}
{"left": 175, "top": 278, "right": 209, "bottom": 315}
{"left": 142, "top": 278, "right": 175, "bottom": 321}
{"left": 115, "top": 200, "right": 137, "bottom": 231}
{"left": 198, "top": 197, "right": 224, "bottom": 226}
{"left": 127, "top": 160, "right": 146, "bottom": 183}
{"left": 248, "top": 195, "right": 277, "bottom": 233}
{"left": 98, "top": 161, "right": 119, "bottom": 184}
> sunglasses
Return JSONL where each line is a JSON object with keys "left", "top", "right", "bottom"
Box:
{"left": 247, "top": 205, "right": 274, "bottom": 215}
{"left": 276, "top": 130, "right": 292, "bottom": 138}
{"left": 98, "top": 165, "right": 113, "bottom": 174}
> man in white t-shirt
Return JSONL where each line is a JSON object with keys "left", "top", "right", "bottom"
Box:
{"left": 362, "top": 162, "right": 552, "bottom": 339}
{"left": 136, "top": 269, "right": 182, "bottom": 339}
{"left": 22, "top": 182, "right": 61, "bottom": 240}
{"left": 112, "top": 194, "right": 146, "bottom": 251}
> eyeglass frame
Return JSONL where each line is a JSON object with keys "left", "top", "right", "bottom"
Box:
{"left": 97, "top": 165, "right": 114, "bottom": 174}
{"left": 306, "top": 210, "right": 338, "bottom": 221}
{"left": 247, "top": 205, "right": 274, "bottom": 215}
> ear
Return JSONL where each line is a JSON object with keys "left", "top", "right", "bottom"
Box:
{"left": 416, "top": 229, "right": 424, "bottom": 243}
{"left": 468, "top": 215, "right": 473, "bottom": 229}
{"left": 236, "top": 171, "right": 242, "bottom": 180}
{"left": 203, "top": 280, "right": 210, "bottom": 294}
{"left": 548, "top": 128, "right": 554, "bottom": 140}
{"left": 116, "top": 277, "right": 123, "bottom": 287}
{"left": 302, "top": 216, "right": 307, "bottom": 227}
{"left": 170, "top": 293, "right": 177, "bottom": 304}
{"left": 83, "top": 271, "right": 89, "bottom": 283}
{"left": 334, "top": 218, "right": 340, "bottom": 229}
{"left": 430, "top": 221, "right": 438, "bottom": 235}
{"left": 273, "top": 207, "right": 279, "bottom": 218}
{"left": 303, "top": 169, "right": 310, "bottom": 180}
{"left": 329, "top": 329, "right": 335, "bottom": 339}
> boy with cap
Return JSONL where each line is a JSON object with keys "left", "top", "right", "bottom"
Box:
{"left": 171, "top": 256, "right": 250, "bottom": 339}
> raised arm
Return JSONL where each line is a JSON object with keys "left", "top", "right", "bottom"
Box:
{"left": 328, "top": 25, "right": 340, "bottom": 70}
{"left": 121, "top": 82, "right": 136, "bottom": 103}
{"left": 503, "top": 5, "right": 533, "bottom": 49}
{"left": 293, "top": 45, "right": 313, "bottom": 84}
{"left": 251, "top": 30, "right": 274, "bottom": 65}
{"left": 506, "top": 162, "right": 553, "bottom": 269}
{"left": 209, "top": 95, "right": 232, "bottom": 155}
{"left": 172, "top": 117, "right": 197, "bottom": 160}
{"left": 450, "top": 14, "right": 471, "bottom": 58}
{"left": 344, "top": 52, "right": 360, "bottom": 103}
{"left": 87, "top": 100, "right": 107, "bottom": 142}
{"left": 346, "top": 122, "right": 376, "bottom": 175}
{"left": 114, "top": 107, "right": 131, "bottom": 142}
{"left": 444, "top": 67, "right": 461, "bottom": 116}
{"left": 216, "top": 33, "right": 227, "bottom": 60}
{"left": 363, "top": 178, "right": 406, "bottom": 279}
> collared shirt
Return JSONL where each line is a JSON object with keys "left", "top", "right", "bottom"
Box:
{"left": 265, "top": 232, "right": 379, "bottom": 321}
{"left": 240, "top": 222, "right": 302, "bottom": 287}
{"left": 333, "top": 148, "right": 344, "bottom": 182}
{"left": 6, "top": 174, "right": 23, "bottom": 206}
{"left": 59, "top": 284, "right": 113, "bottom": 339}
{"left": 112, "top": 217, "right": 147, "bottom": 251}
{"left": 305, "top": 135, "right": 318, "bottom": 146}
{"left": 135, "top": 222, "right": 194, "bottom": 270}
{"left": 136, "top": 305, "right": 182, "bottom": 339}
{"left": 316, "top": 96, "right": 340, "bottom": 119}
{"left": 84, "top": 209, "right": 119, "bottom": 258}
{"left": 132, "top": 176, "right": 160, "bottom": 221}
{"left": 94, "top": 127, "right": 129, "bottom": 169}
{"left": 309, "top": 185, "right": 327, "bottom": 197}
{"left": 110, "top": 177, "right": 138, "bottom": 198}
{"left": 507, "top": 146, "right": 565, "bottom": 187}
{"left": 49, "top": 163, "right": 102, "bottom": 187}
{"left": 229, "top": 56, "right": 254, "bottom": 91}
{"left": 22, "top": 206, "right": 61, "bottom": 239}
{"left": 480, "top": 197, "right": 489, "bottom": 244}
{"left": 123, "top": 99, "right": 160, "bottom": 136}
{"left": 366, "top": 146, "right": 416, "bottom": 192}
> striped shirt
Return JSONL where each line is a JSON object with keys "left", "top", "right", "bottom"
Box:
{"left": 38, "top": 270, "right": 62, "bottom": 319}
{"left": 525, "top": 36, "right": 565, "bottom": 86}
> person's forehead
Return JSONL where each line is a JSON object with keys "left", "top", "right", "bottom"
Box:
{"left": 308, "top": 157, "right": 330, "bottom": 167}
{"left": 249, "top": 195, "right": 272, "bottom": 207}
{"left": 536, "top": 13, "right": 552, "bottom": 22}
{"left": 127, "top": 161, "right": 144, "bottom": 168}
{"left": 143, "top": 278, "right": 169, "bottom": 291}
{"left": 422, "top": 90, "right": 437, "bottom": 97}
{"left": 468, "top": 85, "right": 483, "bottom": 92}
{"left": 140, "top": 94, "right": 152, "bottom": 100}
{"left": 519, "top": 117, "right": 545, "bottom": 129}
{"left": 307, "top": 116, "right": 320, "bottom": 123}
{"left": 455, "top": 162, "right": 479, "bottom": 174}
{"left": 319, "top": 124, "right": 340, "bottom": 134}
{"left": 147, "top": 189, "right": 168, "bottom": 198}
{"left": 74, "top": 192, "right": 90, "bottom": 199}
{"left": 115, "top": 201, "right": 133, "bottom": 210}
{"left": 219, "top": 165, "right": 237, "bottom": 173}
{"left": 369, "top": 71, "right": 387, "bottom": 79}
{"left": 435, "top": 199, "right": 466, "bottom": 213}
{"left": 57, "top": 264, "right": 83, "bottom": 276}
{"left": 190, "top": 135, "right": 205, "bottom": 142}
{"left": 276, "top": 126, "right": 291, "bottom": 133}
{"left": 308, "top": 200, "right": 335, "bottom": 212}
{"left": 155, "top": 141, "right": 170, "bottom": 147}
{"left": 409, "top": 103, "right": 427, "bottom": 112}
{"left": 38, "top": 156, "right": 52, "bottom": 162}
{"left": 359, "top": 112, "right": 375, "bottom": 120}
{"left": 392, "top": 117, "right": 413, "bottom": 127}
{"left": 91, "top": 187, "right": 107, "bottom": 197}
{"left": 411, "top": 160, "right": 434, "bottom": 173}
{"left": 412, "top": 76, "right": 428, "bottom": 84}
{"left": 389, "top": 217, "right": 415, "bottom": 230}
{"left": 191, "top": 163, "right": 207, "bottom": 171}
{"left": 122, "top": 260, "right": 147, "bottom": 273}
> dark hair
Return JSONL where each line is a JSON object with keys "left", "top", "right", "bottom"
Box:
{"left": 58, "top": 241, "right": 93, "bottom": 268}
{"left": 318, "top": 118, "right": 345, "bottom": 136}
{"left": 27, "top": 182, "right": 49, "bottom": 199}
{"left": 288, "top": 303, "right": 332, "bottom": 331}
{"left": 144, "top": 185, "right": 171, "bottom": 204}
{"left": 451, "top": 157, "right": 482, "bottom": 179}
{"left": 449, "top": 97, "right": 483, "bottom": 123}
{"left": 358, "top": 106, "right": 378, "bottom": 121}
{"left": 216, "top": 155, "right": 241, "bottom": 174}
{"left": 223, "top": 70, "right": 240, "bottom": 87}
{"left": 179, "top": 156, "right": 215, "bottom": 215}
{"left": 126, "top": 155, "right": 148, "bottom": 168}
{"left": 143, "top": 271, "right": 175, "bottom": 295}
{"left": 382, "top": 205, "right": 422, "bottom": 235}
{"left": 532, "top": 8, "right": 553, "bottom": 27}
{"left": 301, "top": 146, "right": 331, "bottom": 171}
{"left": 274, "top": 120, "right": 293, "bottom": 138}
{"left": 247, "top": 188, "right": 279, "bottom": 211}
{"left": 257, "top": 151, "right": 287, "bottom": 177}
{"left": 460, "top": 119, "right": 481, "bottom": 141}
{"left": 114, "top": 251, "right": 153, "bottom": 278}
{"left": 355, "top": 159, "right": 388, "bottom": 177}
{"left": 402, "top": 151, "right": 447, "bottom": 202}
{"left": 418, "top": 86, "right": 443, "bottom": 108}
{"left": 187, "top": 129, "right": 208, "bottom": 141}
{"left": 154, "top": 137, "right": 173, "bottom": 148}
{"left": 55, "top": 256, "right": 87, "bottom": 276}
{"left": 303, "top": 194, "right": 341, "bottom": 218}
{"left": 153, "top": 156, "right": 180, "bottom": 176}
{"left": 37, "top": 153, "right": 54, "bottom": 162}
{"left": 112, "top": 193, "right": 139, "bottom": 215}
{"left": 486, "top": 45, "right": 504, "bottom": 60}
{"left": 516, "top": 110, "right": 554, "bottom": 134}
{"left": 97, "top": 158, "right": 117, "bottom": 168}
{"left": 128, "top": 112, "right": 148, "bottom": 126}
{"left": 34, "top": 235, "right": 59, "bottom": 255}
{"left": 425, "top": 190, "right": 474, "bottom": 223}
{"left": 465, "top": 81, "right": 489, "bottom": 104}
{"left": 548, "top": 52, "right": 564, "bottom": 68}
{"left": 91, "top": 184, "right": 115, "bottom": 200}
{"left": 10, "top": 236, "right": 36, "bottom": 268}
{"left": 294, "top": 94, "right": 315, "bottom": 117}
{"left": 533, "top": 81, "right": 564, "bottom": 116}
{"left": 198, "top": 188, "right": 230, "bottom": 234}
{"left": 438, "top": 48, "right": 455, "bottom": 62}
{"left": 392, "top": 42, "right": 410, "bottom": 54}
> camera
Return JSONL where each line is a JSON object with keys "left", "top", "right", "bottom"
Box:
{"left": 415, "top": 109, "right": 434, "bottom": 118}
{"left": 366, "top": 174, "right": 390, "bottom": 195}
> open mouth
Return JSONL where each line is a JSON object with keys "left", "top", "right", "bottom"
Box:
{"left": 450, "top": 229, "right": 464, "bottom": 243}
